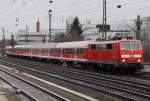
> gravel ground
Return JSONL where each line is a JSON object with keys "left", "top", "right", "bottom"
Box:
{"left": 144, "top": 65, "right": 150, "bottom": 72}
{"left": 0, "top": 79, "right": 29, "bottom": 101}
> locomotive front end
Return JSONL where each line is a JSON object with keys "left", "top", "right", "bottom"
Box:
{"left": 119, "top": 40, "right": 144, "bottom": 72}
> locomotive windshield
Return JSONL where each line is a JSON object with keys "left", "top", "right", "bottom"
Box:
{"left": 121, "top": 42, "right": 141, "bottom": 50}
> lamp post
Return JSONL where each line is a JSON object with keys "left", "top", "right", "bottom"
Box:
{"left": 49, "top": 0, "right": 53, "bottom": 43}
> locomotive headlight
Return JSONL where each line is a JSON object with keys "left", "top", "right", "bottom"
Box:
{"left": 137, "top": 59, "right": 141, "bottom": 62}
{"left": 122, "top": 59, "right": 125, "bottom": 62}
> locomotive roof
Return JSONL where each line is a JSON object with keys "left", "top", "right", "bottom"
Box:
{"left": 90, "top": 40, "right": 141, "bottom": 44}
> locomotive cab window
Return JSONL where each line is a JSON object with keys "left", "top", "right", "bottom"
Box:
{"left": 121, "top": 42, "right": 130, "bottom": 50}
{"left": 131, "top": 42, "right": 141, "bottom": 50}
{"left": 121, "top": 42, "right": 141, "bottom": 50}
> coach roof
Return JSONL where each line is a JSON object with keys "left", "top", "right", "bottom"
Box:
{"left": 56, "top": 41, "right": 92, "bottom": 48}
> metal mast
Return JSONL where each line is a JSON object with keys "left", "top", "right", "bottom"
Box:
{"left": 136, "top": 15, "right": 141, "bottom": 40}
{"left": 49, "top": 10, "right": 52, "bottom": 43}
{"left": 25, "top": 25, "right": 29, "bottom": 45}
{"left": 1, "top": 28, "right": 5, "bottom": 56}
{"left": 102, "top": 0, "right": 107, "bottom": 39}
{"left": 49, "top": 0, "right": 53, "bottom": 43}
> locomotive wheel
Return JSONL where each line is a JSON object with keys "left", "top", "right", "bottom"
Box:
{"left": 96, "top": 64, "right": 103, "bottom": 72}
{"left": 131, "top": 69, "right": 136, "bottom": 74}
{"left": 130, "top": 65, "right": 137, "bottom": 74}
{"left": 80, "top": 63, "right": 87, "bottom": 68}
{"left": 120, "top": 67, "right": 129, "bottom": 74}
{"left": 106, "top": 65, "right": 112, "bottom": 72}
{"left": 101, "top": 64, "right": 107, "bottom": 72}
{"left": 87, "top": 63, "right": 95, "bottom": 70}
{"left": 111, "top": 67, "right": 118, "bottom": 73}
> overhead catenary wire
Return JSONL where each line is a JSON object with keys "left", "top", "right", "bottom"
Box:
{"left": 0, "top": 0, "right": 150, "bottom": 22}
{"left": 1, "top": 0, "right": 150, "bottom": 21}
{"left": 0, "top": 0, "right": 150, "bottom": 33}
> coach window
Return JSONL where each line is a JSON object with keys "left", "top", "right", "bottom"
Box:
{"left": 72, "top": 49, "right": 74, "bottom": 54}
{"left": 67, "top": 49, "right": 68, "bottom": 54}
{"left": 56, "top": 49, "right": 58, "bottom": 54}
{"left": 61, "top": 49, "right": 63, "bottom": 54}
{"left": 50, "top": 49, "right": 53, "bottom": 54}
{"left": 106, "top": 44, "right": 112, "bottom": 49}
{"left": 70, "top": 49, "right": 72, "bottom": 54}
{"left": 64, "top": 49, "right": 66, "bottom": 54}
{"left": 58, "top": 49, "right": 61, "bottom": 54}
{"left": 55, "top": 49, "right": 57, "bottom": 54}
{"left": 68, "top": 49, "right": 70, "bottom": 54}
{"left": 49, "top": 49, "right": 51, "bottom": 54}
{"left": 77, "top": 48, "right": 80, "bottom": 54}
{"left": 80, "top": 48, "right": 82, "bottom": 54}
{"left": 63, "top": 49, "right": 65, "bottom": 54}
{"left": 41, "top": 49, "right": 44, "bottom": 53}
{"left": 80, "top": 49, "right": 82, "bottom": 54}
{"left": 51, "top": 49, "right": 53, "bottom": 54}
{"left": 83, "top": 48, "right": 85, "bottom": 54}
{"left": 91, "top": 44, "right": 96, "bottom": 50}
{"left": 71, "top": 49, "right": 74, "bottom": 54}
{"left": 69, "top": 49, "right": 71, "bottom": 54}
{"left": 82, "top": 48, "right": 84, "bottom": 54}
{"left": 77, "top": 48, "right": 79, "bottom": 54}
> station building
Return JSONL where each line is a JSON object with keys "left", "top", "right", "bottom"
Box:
{"left": 15, "top": 19, "right": 65, "bottom": 45}
{"left": 15, "top": 30, "right": 54, "bottom": 45}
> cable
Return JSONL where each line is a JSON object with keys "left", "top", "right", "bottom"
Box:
{"left": 1, "top": 0, "right": 149, "bottom": 21}
{"left": 1, "top": 0, "right": 150, "bottom": 30}
{"left": 54, "top": 0, "right": 150, "bottom": 16}
{"left": 0, "top": 0, "right": 34, "bottom": 18}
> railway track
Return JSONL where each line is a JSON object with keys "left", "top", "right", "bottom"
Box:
{"left": 0, "top": 57, "right": 150, "bottom": 101}
{"left": 0, "top": 67, "right": 68, "bottom": 101}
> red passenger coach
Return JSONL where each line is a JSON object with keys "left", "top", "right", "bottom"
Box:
{"left": 6, "top": 40, "right": 144, "bottom": 73}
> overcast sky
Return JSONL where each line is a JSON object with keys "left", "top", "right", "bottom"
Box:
{"left": 0, "top": 0, "right": 150, "bottom": 39}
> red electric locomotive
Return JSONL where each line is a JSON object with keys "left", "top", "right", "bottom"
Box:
{"left": 6, "top": 39, "right": 144, "bottom": 73}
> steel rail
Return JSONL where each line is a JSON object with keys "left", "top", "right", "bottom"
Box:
{"left": 0, "top": 59, "right": 150, "bottom": 101}
{"left": 0, "top": 68, "right": 68, "bottom": 101}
